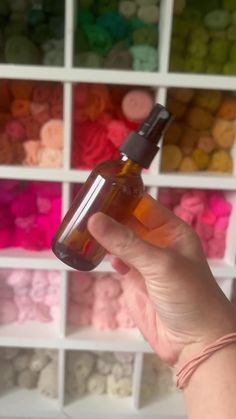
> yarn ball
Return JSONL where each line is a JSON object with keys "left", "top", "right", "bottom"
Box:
{"left": 5, "top": 36, "right": 41, "bottom": 65}
{"left": 130, "top": 45, "right": 158, "bottom": 71}
{"left": 161, "top": 145, "right": 182, "bottom": 172}
{"left": 187, "top": 107, "right": 214, "bottom": 131}
{"left": 87, "top": 373, "right": 106, "bottom": 395}
{"left": 122, "top": 89, "right": 154, "bottom": 121}
{"left": 73, "top": 122, "right": 118, "bottom": 169}
{"left": 5, "top": 120, "right": 26, "bottom": 141}
{"left": 40, "top": 119, "right": 63, "bottom": 149}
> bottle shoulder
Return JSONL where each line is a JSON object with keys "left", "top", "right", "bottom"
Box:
{"left": 89, "top": 159, "right": 144, "bottom": 191}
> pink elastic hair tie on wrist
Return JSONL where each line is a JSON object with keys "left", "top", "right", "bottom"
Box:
{"left": 176, "top": 332, "right": 236, "bottom": 390}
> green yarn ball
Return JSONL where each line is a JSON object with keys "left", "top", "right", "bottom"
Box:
{"left": 129, "top": 17, "right": 146, "bottom": 31}
{"left": 187, "top": 39, "right": 208, "bottom": 58}
{"left": 184, "top": 55, "right": 206, "bottom": 73}
{"left": 204, "top": 10, "right": 231, "bottom": 30}
{"left": 169, "top": 54, "right": 185, "bottom": 72}
{"left": 172, "top": 17, "right": 191, "bottom": 39}
{"left": 222, "top": 0, "right": 236, "bottom": 12}
{"left": 182, "top": 7, "right": 202, "bottom": 24}
{"left": 230, "top": 43, "right": 236, "bottom": 63}
{"left": 171, "top": 37, "right": 185, "bottom": 55}
{"left": 77, "top": 8, "right": 95, "bottom": 26}
{"left": 189, "top": 25, "right": 209, "bottom": 43}
{"left": 209, "top": 30, "right": 227, "bottom": 39}
{"left": 209, "top": 39, "right": 230, "bottom": 64}
{"left": 130, "top": 45, "right": 158, "bottom": 71}
{"left": 5, "top": 35, "right": 41, "bottom": 64}
{"left": 206, "top": 61, "right": 223, "bottom": 74}
{"left": 83, "top": 24, "right": 113, "bottom": 56}
{"left": 228, "top": 26, "right": 236, "bottom": 41}
{"left": 223, "top": 61, "right": 236, "bottom": 74}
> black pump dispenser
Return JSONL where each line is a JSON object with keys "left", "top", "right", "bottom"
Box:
{"left": 120, "top": 104, "right": 172, "bottom": 169}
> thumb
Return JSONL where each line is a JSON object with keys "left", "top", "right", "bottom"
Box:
{"left": 88, "top": 212, "right": 165, "bottom": 274}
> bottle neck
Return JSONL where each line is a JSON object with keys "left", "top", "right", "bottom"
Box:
{"left": 120, "top": 154, "right": 142, "bottom": 175}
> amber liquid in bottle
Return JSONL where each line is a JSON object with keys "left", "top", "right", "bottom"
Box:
{"left": 52, "top": 104, "right": 172, "bottom": 271}
{"left": 52, "top": 157, "right": 144, "bottom": 271}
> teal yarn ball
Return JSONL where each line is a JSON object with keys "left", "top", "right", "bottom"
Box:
{"left": 28, "top": 9, "right": 46, "bottom": 27}
{"left": 96, "top": 12, "right": 129, "bottom": 41}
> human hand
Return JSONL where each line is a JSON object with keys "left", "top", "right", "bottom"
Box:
{"left": 88, "top": 194, "right": 236, "bottom": 369}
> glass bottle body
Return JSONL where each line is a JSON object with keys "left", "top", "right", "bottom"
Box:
{"left": 52, "top": 158, "right": 144, "bottom": 271}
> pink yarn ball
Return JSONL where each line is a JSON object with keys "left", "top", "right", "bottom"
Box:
{"left": 34, "top": 302, "right": 52, "bottom": 323}
{"left": 14, "top": 295, "right": 35, "bottom": 322}
{"left": 40, "top": 119, "right": 64, "bottom": 149}
{"left": 0, "top": 300, "right": 18, "bottom": 324}
{"left": 70, "top": 271, "right": 94, "bottom": 294}
{"left": 30, "top": 270, "right": 49, "bottom": 302}
{"left": 180, "top": 192, "right": 205, "bottom": 215}
{"left": 215, "top": 216, "right": 229, "bottom": 231}
{"left": 209, "top": 192, "right": 232, "bottom": 217}
{"left": 7, "top": 269, "right": 32, "bottom": 293}
{"left": 116, "top": 309, "right": 135, "bottom": 328}
{"left": 5, "top": 120, "right": 26, "bottom": 141}
{"left": 94, "top": 274, "right": 122, "bottom": 300}
{"left": 195, "top": 219, "right": 214, "bottom": 241}
{"left": 92, "top": 310, "right": 117, "bottom": 330}
{"left": 68, "top": 303, "right": 92, "bottom": 327}
{"left": 122, "top": 89, "right": 154, "bottom": 122}
{"left": 107, "top": 120, "right": 130, "bottom": 147}
{"left": 173, "top": 205, "right": 194, "bottom": 225}
{"left": 29, "top": 181, "right": 61, "bottom": 198}
{"left": 44, "top": 286, "right": 60, "bottom": 306}
{"left": 198, "top": 209, "right": 216, "bottom": 226}
{"left": 11, "top": 192, "right": 37, "bottom": 218}
{"left": 15, "top": 215, "right": 36, "bottom": 230}
{"left": 0, "top": 205, "right": 14, "bottom": 229}
{"left": 208, "top": 238, "right": 226, "bottom": 259}
{"left": 72, "top": 287, "right": 94, "bottom": 307}
{"left": 23, "top": 140, "right": 41, "bottom": 166}
{"left": 0, "top": 229, "right": 12, "bottom": 248}
{"left": 36, "top": 196, "right": 52, "bottom": 214}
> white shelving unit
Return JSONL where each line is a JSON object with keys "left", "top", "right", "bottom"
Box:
{"left": 0, "top": 1, "right": 236, "bottom": 418}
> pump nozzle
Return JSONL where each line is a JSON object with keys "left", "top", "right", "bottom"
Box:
{"left": 120, "top": 104, "right": 172, "bottom": 169}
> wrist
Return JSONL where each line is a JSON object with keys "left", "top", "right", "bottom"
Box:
{"left": 175, "top": 310, "right": 236, "bottom": 373}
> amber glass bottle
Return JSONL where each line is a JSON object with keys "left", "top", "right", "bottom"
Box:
{"left": 52, "top": 104, "right": 172, "bottom": 271}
